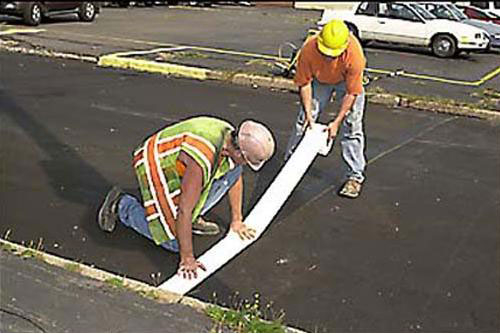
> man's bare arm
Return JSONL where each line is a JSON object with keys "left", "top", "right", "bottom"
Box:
{"left": 176, "top": 151, "right": 205, "bottom": 279}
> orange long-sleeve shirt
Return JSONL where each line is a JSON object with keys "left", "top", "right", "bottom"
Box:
{"left": 294, "top": 34, "right": 366, "bottom": 95}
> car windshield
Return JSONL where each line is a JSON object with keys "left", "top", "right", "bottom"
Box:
{"left": 488, "top": 11, "right": 500, "bottom": 18}
{"left": 446, "top": 4, "right": 469, "bottom": 20}
{"left": 408, "top": 3, "right": 436, "bottom": 20}
{"left": 473, "top": 6, "right": 500, "bottom": 18}
{"left": 428, "top": 4, "right": 456, "bottom": 20}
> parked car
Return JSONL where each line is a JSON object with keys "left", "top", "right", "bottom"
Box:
{"left": 455, "top": 4, "right": 500, "bottom": 25}
{"left": 319, "top": 2, "right": 490, "bottom": 57}
{"left": 0, "top": 1, "right": 100, "bottom": 26}
{"left": 420, "top": 2, "right": 500, "bottom": 48}
{"left": 463, "top": 1, "right": 500, "bottom": 17}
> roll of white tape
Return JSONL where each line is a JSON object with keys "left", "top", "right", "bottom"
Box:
{"left": 160, "top": 124, "right": 331, "bottom": 295}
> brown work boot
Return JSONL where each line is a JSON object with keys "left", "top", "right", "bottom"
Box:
{"left": 338, "top": 179, "right": 363, "bottom": 199}
{"left": 192, "top": 217, "right": 220, "bottom": 236}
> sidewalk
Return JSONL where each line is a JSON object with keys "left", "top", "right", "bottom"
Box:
{"left": 0, "top": 243, "right": 213, "bottom": 333}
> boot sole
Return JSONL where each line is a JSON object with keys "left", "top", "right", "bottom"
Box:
{"left": 97, "top": 187, "right": 122, "bottom": 232}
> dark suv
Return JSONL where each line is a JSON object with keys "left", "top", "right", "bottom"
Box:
{"left": 0, "top": 1, "right": 100, "bottom": 26}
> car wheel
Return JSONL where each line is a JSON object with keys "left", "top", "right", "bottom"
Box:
{"left": 23, "top": 2, "right": 42, "bottom": 26}
{"left": 118, "top": 1, "right": 130, "bottom": 7}
{"left": 78, "top": 2, "right": 97, "bottom": 22}
{"left": 431, "top": 34, "right": 457, "bottom": 58}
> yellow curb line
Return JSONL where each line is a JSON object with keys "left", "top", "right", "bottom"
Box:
{"left": 16, "top": 27, "right": 499, "bottom": 85}
{"left": 0, "top": 40, "right": 497, "bottom": 120}
{"left": 98, "top": 54, "right": 213, "bottom": 80}
{"left": 0, "top": 28, "right": 45, "bottom": 36}
{"left": 98, "top": 53, "right": 499, "bottom": 120}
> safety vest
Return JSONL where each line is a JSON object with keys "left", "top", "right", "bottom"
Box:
{"left": 132, "top": 116, "right": 235, "bottom": 244}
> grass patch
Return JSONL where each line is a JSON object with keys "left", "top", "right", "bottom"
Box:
{"left": 105, "top": 277, "right": 125, "bottom": 289}
{"left": 206, "top": 292, "right": 286, "bottom": 333}
{"left": 1, "top": 243, "right": 15, "bottom": 252}
{"left": 245, "top": 59, "right": 275, "bottom": 69}
{"left": 138, "top": 289, "right": 160, "bottom": 300}
{"left": 156, "top": 51, "right": 209, "bottom": 61}
{"left": 64, "top": 262, "right": 81, "bottom": 273}
{"left": 20, "top": 249, "right": 37, "bottom": 259}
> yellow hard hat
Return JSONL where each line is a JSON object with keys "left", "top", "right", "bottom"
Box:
{"left": 317, "top": 19, "right": 350, "bottom": 57}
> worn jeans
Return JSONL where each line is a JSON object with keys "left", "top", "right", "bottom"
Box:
{"left": 117, "top": 166, "right": 243, "bottom": 253}
{"left": 285, "top": 79, "right": 366, "bottom": 183}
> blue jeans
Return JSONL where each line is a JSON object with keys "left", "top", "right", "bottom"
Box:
{"left": 117, "top": 166, "right": 243, "bottom": 253}
{"left": 285, "top": 79, "right": 366, "bottom": 183}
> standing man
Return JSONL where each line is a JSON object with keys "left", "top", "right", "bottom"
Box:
{"left": 285, "top": 19, "right": 367, "bottom": 198}
{"left": 97, "top": 116, "right": 275, "bottom": 279}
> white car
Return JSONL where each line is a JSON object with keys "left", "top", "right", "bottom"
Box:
{"left": 419, "top": 2, "right": 500, "bottom": 49}
{"left": 319, "top": 2, "right": 490, "bottom": 57}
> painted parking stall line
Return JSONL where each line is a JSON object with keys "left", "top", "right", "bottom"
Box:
{"left": 160, "top": 124, "right": 332, "bottom": 295}
{"left": 0, "top": 28, "right": 45, "bottom": 36}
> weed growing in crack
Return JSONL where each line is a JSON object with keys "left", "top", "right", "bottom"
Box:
{"left": 206, "top": 291, "right": 286, "bottom": 333}
{"left": 138, "top": 289, "right": 159, "bottom": 300}
{"left": 105, "top": 277, "right": 125, "bottom": 289}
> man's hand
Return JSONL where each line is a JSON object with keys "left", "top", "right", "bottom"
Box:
{"left": 230, "top": 220, "right": 256, "bottom": 240}
{"left": 325, "top": 119, "right": 341, "bottom": 139}
{"left": 302, "top": 111, "right": 315, "bottom": 131}
{"left": 177, "top": 256, "right": 206, "bottom": 280}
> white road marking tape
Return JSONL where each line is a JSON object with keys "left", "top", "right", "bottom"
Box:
{"left": 160, "top": 124, "right": 332, "bottom": 295}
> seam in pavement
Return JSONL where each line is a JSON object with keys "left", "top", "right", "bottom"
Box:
{"left": 0, "top": 238, "right": 305, "bottom": 333}
{"left": 290, "top": 116, "right": 459, "bottom": 216}
{"left": 1, "top": 39, "right": 498, "bottom": 120}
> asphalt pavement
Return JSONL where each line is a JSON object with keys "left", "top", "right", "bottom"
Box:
{"left": 1, "top": 49, "right": 499, "bottom": 332}
{"left": 1, "top": 4, "right": 500, "bottom": 333}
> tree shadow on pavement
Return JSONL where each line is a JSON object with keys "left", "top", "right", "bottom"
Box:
{"left": 0, "top": 89, "right": 181, "bottom": 281}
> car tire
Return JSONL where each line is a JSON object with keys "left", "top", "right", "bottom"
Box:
{"left": 345, "top": 23, "right": 360, "bottom": 40}
{"left": 23, "top": 2, "right": 43, "bottom": 26}
{"left": 118, "top": 1, "right": 130, "bottom": 8}
{"left": 431, "top": 34, "right": 457, "bottom": 58}
{"left": 78, "top": 2, "right": 97, "bottom": 22}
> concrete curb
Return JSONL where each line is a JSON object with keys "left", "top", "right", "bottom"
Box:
{"left": 0, "top": 41, "right": 98, "bottom": 63}
{"left": 0, "top": 238, "right": 191, "bottom": 306}
{"left": 1, "top": 39, "right": 498, "bottom": 120}
{"left": 0, "top": 238, "right": 306, "bottom": 333}
{"left": 98, "top": 54, "right": 499, "bottom": 120}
